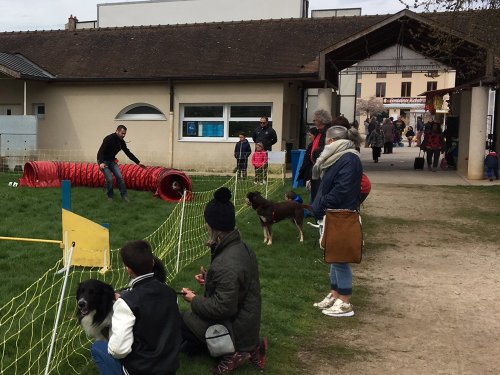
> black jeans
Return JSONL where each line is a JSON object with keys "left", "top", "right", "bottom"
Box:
{"left": 426, "top": 149, "right": 441, "bottom": 168}
{"left": 383, "top": 142, "right": 393, "bottom": 154}
{"left": 372, "top": 147, "right": 381, "bottom": 161}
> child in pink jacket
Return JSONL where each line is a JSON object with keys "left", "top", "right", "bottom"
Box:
{"left": 251, "top": 143, "right": 268, "bottom": 184}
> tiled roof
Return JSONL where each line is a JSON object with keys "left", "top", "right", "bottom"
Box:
{"left": 0, "top": 15, "right": 388, "bottom": 80}
{"left": 0, "top": 11, "right": 497, "bottom": 82}
{"left": 0, "top": 52, "right": 54, "bottom": 79}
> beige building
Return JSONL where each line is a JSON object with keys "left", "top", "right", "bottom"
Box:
{"left": 340, "top": 46, "right": 456, "bottom": 127}
{"left": 0, "top": 10, "right": 498, "bottom": 178}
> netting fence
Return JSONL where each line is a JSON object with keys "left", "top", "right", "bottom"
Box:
{"left": 0, "top": 154, "right": 286, "bottom": 374}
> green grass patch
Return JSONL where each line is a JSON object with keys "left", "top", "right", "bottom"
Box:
{"left": 2, "top": 175, "right": 499, "bottom": 375}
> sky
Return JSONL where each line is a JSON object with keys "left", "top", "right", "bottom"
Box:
{"left": 0, "top": 0, "right": 407, "bottom": 32}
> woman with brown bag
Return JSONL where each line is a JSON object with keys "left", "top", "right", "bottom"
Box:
{"left": 311, "top": 126, "right": 363, "bottom": 317}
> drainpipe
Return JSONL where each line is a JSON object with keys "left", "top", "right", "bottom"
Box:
{"left": 23, "top": 81, "right": 27, "bottom": 115}
{"left": 168, "top": 80, "right": 175, "bottom": 168}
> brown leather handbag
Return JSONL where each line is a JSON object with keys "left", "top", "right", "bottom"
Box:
{"left": 320, "top": 209, "right": 363, "bottom": 263}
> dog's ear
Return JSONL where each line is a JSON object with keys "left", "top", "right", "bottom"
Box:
{"left": 95, "top": 282, "right": 115, "bottom": 323}
{"left": 153, "top": 256, "right": 167, "bottom": 283}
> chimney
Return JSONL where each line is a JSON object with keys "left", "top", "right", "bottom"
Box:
{"left": 66, "top": 15, "right": 78, "bottom": 31}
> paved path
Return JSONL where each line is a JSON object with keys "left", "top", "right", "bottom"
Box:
{"left": 359, "top": 144, "right": 498, "bottom": 186}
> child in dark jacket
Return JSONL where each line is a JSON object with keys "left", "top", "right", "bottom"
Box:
{"left": 485, "top": 151, "right": 499, "bottom": 181}
{"left": 234, "top": 132, "right": 252, "bottom": 179}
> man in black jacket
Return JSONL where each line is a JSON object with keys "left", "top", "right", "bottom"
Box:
{"left": 252, "top": 116, "right": 277, "bottom": 151}
{"left": 91, "top": 240, "right": 182, "bottom": 375}
{"left": 97, "top": 125, "right": 145, "bottom": 202}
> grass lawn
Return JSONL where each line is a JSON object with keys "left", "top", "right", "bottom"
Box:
{"left": 1, "top": 172, "right": 499, "bottom": 375}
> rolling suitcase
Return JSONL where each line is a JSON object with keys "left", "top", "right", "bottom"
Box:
{"left": 414, "top": 150, "right": 425, "bottom": 170}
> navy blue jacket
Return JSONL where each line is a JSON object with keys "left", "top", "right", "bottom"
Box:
{"left": 312, "top": 153, "right": 362, "bottom": 218}
{"left": 234, "top": 139, "right": 252, "bottom": 160}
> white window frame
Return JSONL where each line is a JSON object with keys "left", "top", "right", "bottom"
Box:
{"left": 116, "top": 103, "right": 167, "bottom": 121}
{"left": 180, "top": 103, "right": 272, "bottom": 142}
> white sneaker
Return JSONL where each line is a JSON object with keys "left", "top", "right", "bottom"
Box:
{"left": 322, "top": 298, "right": 354, "bottom": 317}
{"left": 313, "top": 293, "right": 336, "bottom": 309}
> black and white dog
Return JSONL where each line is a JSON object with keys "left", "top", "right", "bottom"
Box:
{"left": 76, "top": 279, "right": 115, "bottom": 341}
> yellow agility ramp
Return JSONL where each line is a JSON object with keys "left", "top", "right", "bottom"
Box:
{"left": 62, "top": 209, "right": 110, "bottom": 272}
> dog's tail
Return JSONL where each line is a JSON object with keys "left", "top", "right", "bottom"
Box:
{"left": 301, "top": 204, "right": 313, "bottom": 211}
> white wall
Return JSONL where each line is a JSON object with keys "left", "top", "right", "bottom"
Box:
{"left": 98, "top": 0, "right": 305, "bottom": 27}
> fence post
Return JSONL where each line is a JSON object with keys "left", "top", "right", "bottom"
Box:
{"left": 45, "top": 238, "right": 75, "bottom": 375}
{"left": 175, "top": 190, "right": 188, "bottom": 274}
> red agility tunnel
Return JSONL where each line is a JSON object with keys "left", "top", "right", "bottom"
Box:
{"left": 19, "top": 161, "right": 193, "bottom": 202}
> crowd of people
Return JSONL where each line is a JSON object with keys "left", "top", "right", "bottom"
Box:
{"left": 362, "top": 115, "right": 458, "bottom": 172}
{"left": 90, "top": 107, "right": 498, "bottom": 375}
{"left": 90, "top": 109, "right": 367, "bottom": 375}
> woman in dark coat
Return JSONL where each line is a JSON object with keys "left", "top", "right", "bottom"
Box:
{"left": 181, "top": 187, "right": 265, "bottom": 374}
{"left": 312, "top": 126, "right": 362, "bottom": 318}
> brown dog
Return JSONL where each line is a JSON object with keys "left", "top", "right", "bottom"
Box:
{"left": 246, "top": 191, "right": 309, "bottom": 245}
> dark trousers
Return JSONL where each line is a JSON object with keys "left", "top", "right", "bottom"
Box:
{"left": 383, "top": 142, "right": 393, "bottom": 154}
{"left": 236, "top": 159, "right": 248, "bottom": 179}
{"left": 372, "top": 147, "right": 381, "bottom": 161}
{"left": 180, "top": 319, "right": 207, "bottom": 356}
{"left": 426, "top": 149, "right": 441, "bottom": 168}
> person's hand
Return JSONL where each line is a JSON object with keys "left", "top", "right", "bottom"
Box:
{"left": 194, "top": 266, "right": 207, "bottom": 286}
{"left": 182, "top": 287, "right": 196, "bottom": 302}
{"left": 99, "top": 163, "right": 107, "bottom": 170}
{"left": 138, "top": 163, "right": 147, "bottom": 169}
{"left": 114, "top": 292, "right": 121, "bottom": 300}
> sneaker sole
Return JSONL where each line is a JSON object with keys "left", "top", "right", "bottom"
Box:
{"left": 322, "top": 310, "right": 354, "bottom": 317}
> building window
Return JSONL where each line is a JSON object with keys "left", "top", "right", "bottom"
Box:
{"left": 402, "top": 71, "right": 412, "bottom": 78}
{"left": 33, "top": 103, "right": 45, "bottom": 119}
{"left": 356, "top": 83, "right": 362, "bottom": 97}
{"left": 401, "top": 82, "right": 412, "bottom": 97}
{"left": 357, "top": 72, "right": 362, "bottom": 79}
{"left": 427, "top": 81, "right": 438, "bottom": 92}
{"left": 376, "top": 72, "right": 386, "bottom": 78}
{"left": 181, "top": 104, "right": 272, "bottom": 140}
{"left": 375, "top": 82, "right": 386, "bottom": 97}
{"left": 116, "top": 103, "right": 166, "bottom": 120}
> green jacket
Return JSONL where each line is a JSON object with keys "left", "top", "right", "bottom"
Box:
{"left": 183, "top": 230, "right": 261, "bottom": 352}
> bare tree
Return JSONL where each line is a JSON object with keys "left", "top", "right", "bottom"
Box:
{"left": 399, "top": 0, "right": 498, "bottom": 11}
{"left": 356, "top": 97, "right": 385, "bottom": 118}
{"left": 396, "top": 1, "right": 499, "bottom": 82}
